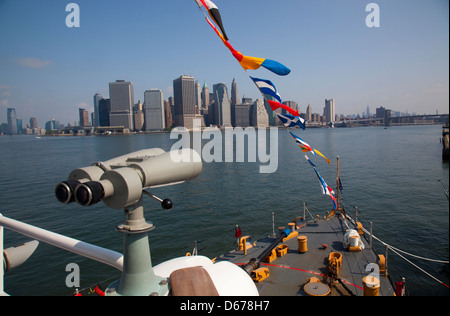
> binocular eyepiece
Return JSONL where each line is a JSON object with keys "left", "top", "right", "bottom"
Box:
{"left": 55, "top": 148, "right": 202, "bottom": 210}
{"left": 55, "top": 180, "right": 105, "bottom": 206}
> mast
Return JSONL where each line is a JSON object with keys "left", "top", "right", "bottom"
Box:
{"left": 336, "top": 156, "right": 346, "bottom": 218}
{"left": 336, "top": 156, "right": 340, "bottom": 209}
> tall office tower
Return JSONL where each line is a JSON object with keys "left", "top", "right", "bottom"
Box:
{"left": 366, "top": 105, "right": 370, "bottom": 117}
{"left": 376, "top": 106, "right": 386, "bottom": 118}
{"left": 250, "top": 99, "right": 269, "bottom": 127}
{"left": 232, "top": 104, "right": 250, "bottom": 127}
{"left": 195, "top": 81, "right": 202, "bottom": 112}
{"left": 231, "top": 78, "right": 238, "bottom": 106}
{"left": 213, "top": 83, "right": 232, "bottom": 127}
{"left": 173, "top": 75, "right": 196, "bottom": 129}
{"left": 134, "top": 100, "right": 144, "bottom": 131}
{"left": 98, "top": 98, "right": 111, "bottom": 126}
{"left": 16, "top": 118, "right": 22, "bottom": 134}
{"left": 109, "top": 80, "right": 135, "bottom": 130}
{"left": 29, "top": 117, "right": 38, "bottom": 129}
{"left": 324, "top": 99, "right": 335, "bottom": 123}
{"left": 164, "top": 100, "right": 172, "bottom": 128}
{"left": 45, "top": 118, "right": 59, "bottom": 131}
{"left": 93, "top": 93, "right": 103, "bottom": 127}
{"left": 79, "top": 108, "right": 89, "bottom": 126}
{"left": 201, "top": 82, "right": 210, "bottom": 110}
{"left": 263, "top": 96, "right": 277, "bottom": 126}
{"left": 306, "top": 104, "right": 312, "bottom": 121}
{"left": 144, "top": 89, "right": 165, "bottom": 131}
{"left": 7, "top": 108, "right": 17, "bottom": 135}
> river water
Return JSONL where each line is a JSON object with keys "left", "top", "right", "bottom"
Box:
{"left": 1, "top": 125, "right": 448, "bottom": 296}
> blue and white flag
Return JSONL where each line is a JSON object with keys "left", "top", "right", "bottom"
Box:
{"left": 277, "top": 113, "right": 306, "bottom": 130}
{"left": 249, "top": 76, "right": 282, "bottom": 104}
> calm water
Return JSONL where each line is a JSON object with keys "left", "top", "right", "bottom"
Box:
{"left": 1, "top": 125, "right": 448, "bottom": 296}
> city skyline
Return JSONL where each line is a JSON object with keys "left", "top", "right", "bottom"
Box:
{"left": 0, "top": 0, "right": 448, "bottom": 126}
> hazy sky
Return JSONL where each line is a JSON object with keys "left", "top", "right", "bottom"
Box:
{"left": 0, "top": 0, "right": 448, "bottom": 126}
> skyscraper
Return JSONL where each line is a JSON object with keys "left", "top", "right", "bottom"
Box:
{"left": 134, "top": 100, "right": 144, "bottom": 131}
{"left": 231, "top": 78, "right": 238, "bottom": 106}
{"left": 324, "top": 99, "right": 335, "bottom": 123}
{"left": 173, "top": 75, "right": 196, "bottom": 129}
{"left": 29, "top": 117, "right": 38, "bottom": 129}
{"left": 93, "top": 93, "right": 103, "bottom": 127}
{"left": 201, "top": 82, "right": 210, "bottom": 110}
{"left": 7, "top": 108, "right": 17, "bottom": 135}
{"left": 306, "top": 104, "right": 312, "bottom": 122}
{"left": 213, "top": 83, "right": 232, "bottom": 127}
{"left": 79, "top": 108, "right": 89, "bottom": 126}
{"left": 250, "top": 99, "right": 269, "bottom": 127}
{"left": 195, "top": 81, "right": 201, "bottom": 112}
{"left": 109, "top": 80, "right": 135, "bottom": 130}
{"left": 164, "top": 100, "right": 172, "bottom": 128}
{"left": 98, "top": 99, "right": 111, "bottom": 126}
{"left": 263, "top": 96, "right": 277, "bottom": 126}
{"left": 144, "top": 89, "right": 165, "bottom": 131}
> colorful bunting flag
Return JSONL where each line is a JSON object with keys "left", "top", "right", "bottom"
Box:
{"left": 267, "top": 100, "right": 300, "bottom": 117}
{"left": 276, "top": 113, "right": 305, "bottom": 130}
{"left": 204, "top": 16, "right": 290, "bottom": 76}
{"left": 249, "top": 76, "right": 282, "bottom": 104}
{"left": 290, "top": 132, "right": 331, "bottom": 165}
{"left": 197, "top": 0, "right": 229, "bottom": 41}
{"left": 304, "top": 155, "right": 337, "bottom": 209}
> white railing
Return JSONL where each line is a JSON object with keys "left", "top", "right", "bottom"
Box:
{"left": 0, "top": 213, "right": 124, "bottom": 295}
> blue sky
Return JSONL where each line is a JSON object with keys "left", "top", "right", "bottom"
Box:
{"left": 0, "top": 0, "right": 448, "bottom": 126}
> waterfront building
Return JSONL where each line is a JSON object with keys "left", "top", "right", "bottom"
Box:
{"left": 144, "top": 89, "right": 165, "bottom": 131}
{"left": 29, "top": 117, "right": 38, "bottom": 130}
{"left": 109, "top": 80, "right": 135, "bottom": 130}
{"left": 324, "top": 99, "right": 335, "bottom": 123}
{"left": 376, "top": 106, "right": 386, "bottom": 118}
{"left": 98, "top": 98, "right": 111, "bottom": 126}
{"left": 250, "top": 99, "right": 269, "bottom": 127}
{"left": 263, "top": 96, "right": 277, "bottom": 126}
{"left": 232, "top": 103, "right": 250, "bottom": 127}
{"left": 45, "top": 118, "right": 59, "bottom": 132}
{"left": 7, "top": 108, "right": 17, "bottom": 135}
{"left": 79, "top": 108, "right": 89, "bottom": 126}
{"left": 306, "top": 104, "right": 312, "bottom": 122}
{"left": 213, "top": 83, "right": 232, "bottom": 127}
{"left": 134, "top": 100, "right": 144, "bottom": 131}
{"left": 93, "top": 93, "right": 103, "bottom": 127}
{"left": 164, "top": 100, "right": 172, "bottom": 128}
{"left": 173, "top": 75, "right": 197, "bottom": 129}
{"left": 16, "top": 118, "right": 22, "bottom": 134}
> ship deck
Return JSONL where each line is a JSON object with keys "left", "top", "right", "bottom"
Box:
{"left": 216, "top": 214, "right": 395, "bottom": 296}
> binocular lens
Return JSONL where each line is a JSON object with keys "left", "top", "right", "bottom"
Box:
{"left": 74, "top": 181, "right": 104, "bottom": 206}
{"left": 55, "top": 180, "right": 81, "bottom": 204}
